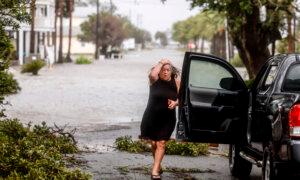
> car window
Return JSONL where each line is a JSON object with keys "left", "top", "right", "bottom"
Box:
{"left": 282, "top": 64, "right": 300, "bottom": 92}
{"left": 188, "top": 60, "right": 233, "bottom": 90}
{"left": 258, "top": 65, "right": 278, "bottom": 92}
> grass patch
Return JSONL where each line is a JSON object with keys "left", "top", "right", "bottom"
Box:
{"left": 114, "top": 136, "right": 209, "bottom": 156}
{"left": 75, "top": 56, "right": 92, "bottom": 64}
{"left": 117, "top": 166, "right": 130, "bottom": 175}
{"left": 21, "top": 60, "right": 46, "bottom": 75}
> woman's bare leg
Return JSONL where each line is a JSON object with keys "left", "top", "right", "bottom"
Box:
{"left": 151, "top": 141, "right": 157, "bottom": 158}
{"left": 152, "top": 140, "right": 166, "bottom": 175}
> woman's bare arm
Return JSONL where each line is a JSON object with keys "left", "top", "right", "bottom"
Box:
{"left": 175, "top": 77, "right": 181, "bottom": 94}
{"left": 168, "top": 77, "right": 181, "bottom": 110}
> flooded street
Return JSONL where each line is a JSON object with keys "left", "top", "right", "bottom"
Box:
{"left": 6, "top": 49, "right": 184, "bottom": 126}
{"left": 5, "top": 48, "right": 260, "bottom": 179}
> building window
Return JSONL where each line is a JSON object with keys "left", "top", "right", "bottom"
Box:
{"left": 41, "top": 6, "right": 47, "bottom": 17}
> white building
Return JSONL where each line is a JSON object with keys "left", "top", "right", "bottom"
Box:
{"left": 7, "top": 0, "right": 55, "bottom": 65}
{"left": 60, "top": 6, "right": 95, "bottom": 58}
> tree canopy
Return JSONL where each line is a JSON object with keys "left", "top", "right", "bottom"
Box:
{"left": 155, "top": 31, "right": 168, "bottom": 47}
{"left": 79, "top": 9, "right": 152, "bottom": 54}
{"left": 0, "top": 0, "right": 30, "bottom": 116}
{"left": 78, "top": 11, "right": 126, "bottom": 55}
{"left": 187, "top": 0, "right": 299, "bottom": 78}
{"left": 172, "top": 11, "right": 224, "bottom": 46}
{"left": 121, "top": 16, "right": 152, "bottom": 47}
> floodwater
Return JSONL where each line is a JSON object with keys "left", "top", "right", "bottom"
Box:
{"left": 5, "top": 48, "right": 186, "bottom": 152}
{"left": 6, "top": 48, "right": 184, "bottom": 126}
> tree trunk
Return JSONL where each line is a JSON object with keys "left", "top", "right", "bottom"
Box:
{"left": 101, "top": 45, "right": 107, "bottom": 57}
{"left": 58, "top": 0, "right": 64, "bottom": 63}
{"left": 210, "top": 31, "right": 226, "bottom": 59}
{"left": 30, "top": 0, "right": 36, "bottom": 54}
{"left": 210, "top": 35, "right": 216, "bottom": 55}
{"left": 66, "top": 0, "right": 73, "bottom": 62}
{"left": 95, "top": 0, "right": 100, "bottom": 59}
{"left": 53, "top": 0, "right": 59, "bottom": 62}
{"left": 228, "top": 5, "right": 277, "bottom": 79}
{"left": 293, "top": 15, "right": 296, "bottom": 51}
{"left": 194, "top": 38, "right": 199, "bottom": 52}
{"left": 229, "top": 41, "right": 234, "bottom": 59}
{"left": 200, "top": 37, "right": 204, "bottom": 53}
{"left": 271, "top": 41, "right": 276, "bottom": 56}
{"left": 287, "top": 14, "right": 295, "bottom": 53}
{"left": 219, "top": 29, "right": 226, "bottom": 59}
{"left": 231, "top": 25, "right": 270, "bottom": 79}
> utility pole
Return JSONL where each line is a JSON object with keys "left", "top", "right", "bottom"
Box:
{"left": 225, "top": 18, "right": 230, "bottom": 61}
{"left": 110, "top": 0, "right": 113, "bottom": 14}
{"left": 95, "top": 0, "right": 99, "bottom": 59}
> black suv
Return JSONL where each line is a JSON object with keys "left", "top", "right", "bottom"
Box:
{"left": 176, "top": 52, "right": 300, "bottom": 179}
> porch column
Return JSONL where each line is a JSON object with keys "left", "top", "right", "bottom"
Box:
{"left": 18, "top": 29, "right": 24, "bottom": 65}
{"left": 47, "top": 31, "right": 50, "bottom": 46}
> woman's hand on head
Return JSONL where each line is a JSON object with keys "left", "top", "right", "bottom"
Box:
{"left": 159, "top": 59, "right": 171, "bottom": 65}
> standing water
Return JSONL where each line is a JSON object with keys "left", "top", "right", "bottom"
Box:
{"left": 5, "top": 48, "right": 185, "bottom": 152}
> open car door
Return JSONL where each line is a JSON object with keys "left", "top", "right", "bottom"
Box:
{"left": 176, "top": 52, "right": 249, "bottom": 144}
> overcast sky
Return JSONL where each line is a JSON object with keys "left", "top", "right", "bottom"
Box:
{"left": 79, "top": 0, "right": 200, "bottom": 36}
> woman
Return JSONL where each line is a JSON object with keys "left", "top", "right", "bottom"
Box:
{"left": 140, "top": 59, "right": 180, "bottom": 179}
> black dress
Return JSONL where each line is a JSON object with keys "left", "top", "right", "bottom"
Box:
{"left": 140, "top": 77, "right": 178, "bottom": 141}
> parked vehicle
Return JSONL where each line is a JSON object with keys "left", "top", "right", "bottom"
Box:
{"left": 176, "top": 52, "right": 300, "bottom": 179}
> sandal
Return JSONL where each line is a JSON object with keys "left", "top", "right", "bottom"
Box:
{"left": 151, "top": 174, "right": 161, "bottom": 180}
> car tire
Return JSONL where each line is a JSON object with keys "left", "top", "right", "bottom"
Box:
{"left": 229, "top": 144, "right": 252, "bottom": 178}
{"left": 262, "top": 146, "right": 277, "bottom": 180}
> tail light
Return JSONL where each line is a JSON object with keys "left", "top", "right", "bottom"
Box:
{"left": 289, "top": 104, "right": 300, "bottom": 138}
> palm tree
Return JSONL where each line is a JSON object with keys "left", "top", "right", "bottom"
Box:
{"left": 58, "top": 0, "right": 64, "bottom": 63}
{"left": 30, "top": 0, "right": 36, "bottom": 54}
{"left": 66, "top": 0, "right": 75, "bottom": 62}
{"left": 53, "top": 0, "right": 59, "bottom": 62}
{"left": 95, "top": 0, "right": 100, "bottom": 59}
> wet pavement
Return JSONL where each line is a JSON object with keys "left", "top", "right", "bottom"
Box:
{"left": 5, "top": 49, "right": 261, "bottom": 179}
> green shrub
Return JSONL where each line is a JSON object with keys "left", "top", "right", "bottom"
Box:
{"left": 115, "top": 136, "right": 209, "bottom": 156}
{"left": 75, "top": 56, "right": 92, "bottom": 64}
{"left": 21, "top": 60, "right": 46, "bottom": 75}
{"left": 115, "top": 136, "right": 150, "bottom": 153}
{"left": 276, "top": 38, "right": 288, "bottom": 54}
{"left": 244, "top": 78, "right": 255, "bottom": 89}
{"left": 165, "top": 140, "right": 209, "bottom": 156}
{"left": 0, "top": 119, "right": 91, "bottom": 179}
{"left": 0, "top": 71, "right": 20, "bottom": 96}
{"left": 230, "top": 54, "right": 244, "bottom": 67}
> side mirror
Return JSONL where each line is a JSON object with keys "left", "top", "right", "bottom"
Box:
{"left": 220, "top": 77, "right": 243, "bottom": 91}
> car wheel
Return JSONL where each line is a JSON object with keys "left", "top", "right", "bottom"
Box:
{"left": 229, "top": 144, "right": 252, "bottom": 178}
{"left": 262, "top": 147, "right": 276, "bottom": 180}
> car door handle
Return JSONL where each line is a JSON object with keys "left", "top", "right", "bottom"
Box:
{"left": 218, "top": 105, "right": 234, "bottom": 112}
